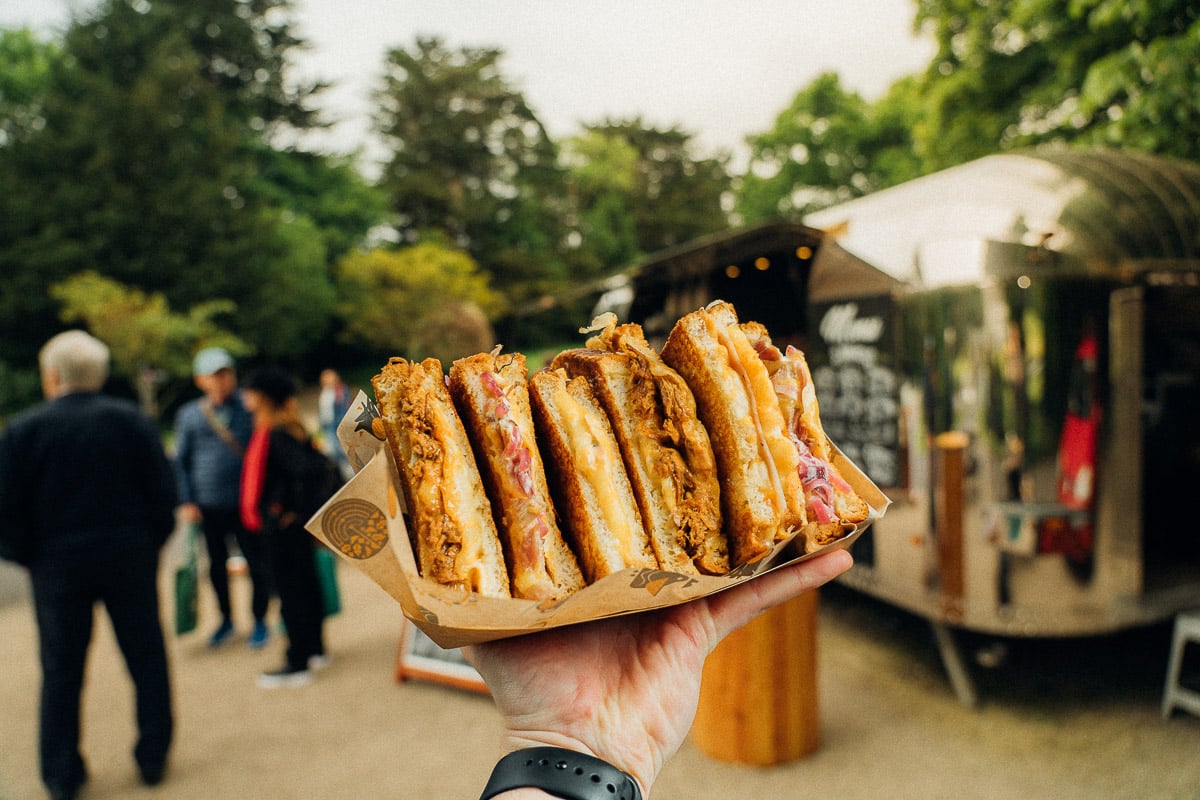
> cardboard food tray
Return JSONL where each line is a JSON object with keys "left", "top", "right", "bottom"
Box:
{"left": 307, "top": 392, "right": 890, "bottom": 649}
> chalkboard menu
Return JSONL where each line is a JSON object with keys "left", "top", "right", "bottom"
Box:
{"left": 809, "top": 296, "right": 901, "bottom": 488}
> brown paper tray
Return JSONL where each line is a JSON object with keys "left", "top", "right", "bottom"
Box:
{"left": 306, "top": 392, "right": 890, "bottom": 649}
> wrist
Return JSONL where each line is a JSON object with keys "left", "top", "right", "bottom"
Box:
{"left": 481, "top": 746, "right": 645, "bottom": 800}
{"left": 499, "top": 735, "right": 651, "bottom": 797}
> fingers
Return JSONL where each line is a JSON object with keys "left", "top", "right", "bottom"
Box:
{"left": 703, "top": 549, "right": 853, "bottom": 643}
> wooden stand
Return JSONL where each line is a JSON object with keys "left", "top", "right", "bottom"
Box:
{"left": 933, "top": 431, "right": 969, "bottom": 621}
{"left": 689, "top": 590, "right": 820, "bottom": 765}
{"left": 394, "top": 621, "right": 489, "bottom": 695}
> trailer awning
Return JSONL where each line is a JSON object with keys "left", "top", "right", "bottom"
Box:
{"left": 804, "top": 148, "right": 1200, "bottom": 288}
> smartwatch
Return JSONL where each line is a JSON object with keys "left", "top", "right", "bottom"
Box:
{"left": 479, "top": 746, "right": 643, "bottom": 800}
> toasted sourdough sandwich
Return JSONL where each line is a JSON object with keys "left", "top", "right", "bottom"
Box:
{"left": 741, "top": 324, "right": 870, "bottom": 549}
{"left": 660, "top": 301, "right": 808, "bottom": 565}
{"left": 527, "top": 367, "right": 657, "bottom": 584}
{"left": 448, "top": 350, "right": 586, "bottom": 601}
{"left": 371, "top": 357, "right": 511, "bottom": 598}
{"left": 553, "top": 317, "right": 728, "bottom": 575}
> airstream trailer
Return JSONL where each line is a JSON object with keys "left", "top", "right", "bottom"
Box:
{"left": 610, "top": 150, "right": 1200, "bottom": 676}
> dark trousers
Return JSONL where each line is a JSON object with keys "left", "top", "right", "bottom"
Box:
{"left": 31, "top": 542, "right": 172, "bottom": 794}
{"left": 268, "top": 524, "right": 325, "bottom": 670}
{"left": 199, "top": 506, "right": 272, "bottom": 623}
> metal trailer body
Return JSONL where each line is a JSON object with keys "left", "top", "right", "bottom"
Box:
{"left": 612, "top": 149, "right": 1200, "bottom": 650}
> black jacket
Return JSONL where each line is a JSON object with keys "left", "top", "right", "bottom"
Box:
{"left": 0, "top": 392, "right": 178, "bottom": 566}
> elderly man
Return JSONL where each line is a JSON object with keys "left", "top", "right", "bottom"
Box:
{"left": 0, "top": 331, "right": 178, "bottom": 800}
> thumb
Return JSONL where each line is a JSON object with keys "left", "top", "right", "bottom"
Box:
{"left": 702, "top": 548, "right": 853, "bottom": 643}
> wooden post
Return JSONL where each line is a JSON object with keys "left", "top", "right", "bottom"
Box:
{"left": 933, "top": 431, "right": 969, "bottom": 621}
{"left": 689, "top": 589, "right": 820, "bottom": 765}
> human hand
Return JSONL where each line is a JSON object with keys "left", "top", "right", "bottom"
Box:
{"left": 179, "top": 503, "right": 202, "bottom": 524}
{"left": 465, "top": 548, "right": 853, "bottom": 797}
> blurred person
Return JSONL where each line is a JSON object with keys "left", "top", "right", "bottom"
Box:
{"left": 317, "top": 367, "right": 354, "bottom": 480}
{"left": 0, "top": 331, "right": 179, "bottom": 800}
{"left": 467, "top": 548, "right": 853, "bottom": 800}
{"left": 240, "top": 366, "right": 329, "bottom": 688}
{"left": 173, "top": 347, "right": 273, "bottom": 649}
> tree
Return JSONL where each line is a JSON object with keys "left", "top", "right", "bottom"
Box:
{"left": 559, "top": 129, "right": 641, "bottom": 280}
{"left": 0, "top": 0, "right": 377, "bottom": 413}
{"left": 51, "top": 271, "right": 249, "bottom": 416}
{"left": 735, "top": 72, "right": 924, "bottom": 223}
{"left": 584, "top": 119, "right": 731, "bottom": 255}
{"left": 913, "top": 0, "right": 1200, "bottom": 166}
{"left": 0, "top": 28, "right": 59, "bottom": 148}
{"left": 335, "top": 241, "right": 503, "bottom": 364}
{"left": 372, "top": 36, "right": 566, "bottom": 298}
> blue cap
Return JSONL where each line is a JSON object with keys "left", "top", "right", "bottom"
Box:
{"left": 192, "top": 347, "right": 235, "bottom": 376}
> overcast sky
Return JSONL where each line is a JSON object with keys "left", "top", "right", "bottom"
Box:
{"left": 3, "top": 1, "right": 936, "bottom": 170}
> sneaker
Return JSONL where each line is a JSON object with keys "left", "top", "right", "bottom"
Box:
{"left": 257, "top": 665, "right": 312, "bottom": 689}
{"left": 247, "top": 621, "right": 271, "bottom": 650}
{"left": 308, "top": 653, "right": 332, "bottom": 671}
{"left": 207, "top": 620, "right": 235, "bottom": 649}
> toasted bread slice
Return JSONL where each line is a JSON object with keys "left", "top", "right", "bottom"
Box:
{"left": 528, "top": 367, "right": 656, "bottom": 583}
{"left": 449, "top": 350, "right": 586, "bottom": 601}
{"left": 742, "top": 324, "right": 869, "bottom": 550}
{"left": 660, "top": 301, "right": 807, "bottom": 565}
{"left": 555, "top": 322, "right": 727, "bottom": 575}
{"left": 371, "top": 357, "right": 510, "bottom": 598}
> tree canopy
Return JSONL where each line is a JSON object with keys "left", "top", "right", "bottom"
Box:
{"left": 3, "top": 1, "right": 1197, "bottom": 419}
{"left": 733, "top": 1, "right": 1200, "bottom": 221}
{"left": 0, "top": 0, "right": 387, "bottom": 417}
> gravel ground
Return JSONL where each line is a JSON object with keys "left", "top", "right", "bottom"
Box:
{"left": 1, "top": 551, "right": 1199, "bottom": 800}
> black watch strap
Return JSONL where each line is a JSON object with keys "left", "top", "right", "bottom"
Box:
{"left": 480, "top": 746, "right": 643, "bottom": 800}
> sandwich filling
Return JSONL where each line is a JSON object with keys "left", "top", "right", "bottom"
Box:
{"left": 755, "top": 341, "right": 852, "bottom": 526}
{"left": 478, "top": 370, "right": 555, "bottom": 600}
{"left": 548, "top": 375, "right": 645, "bottom": 569}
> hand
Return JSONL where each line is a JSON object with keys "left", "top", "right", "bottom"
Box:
{"left": 465, "top": 548, "right": 853, "bottom": 797}
{"left": 179, "top": 503, "right": 202, "bottom": 524}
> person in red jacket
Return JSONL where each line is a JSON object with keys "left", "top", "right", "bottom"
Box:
{"left": 239, "top": 366, "right": 329, "bottom": 688}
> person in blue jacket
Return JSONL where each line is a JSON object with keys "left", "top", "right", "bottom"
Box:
{"left": 173, "top": 347, "right": 273, "bottom": 649}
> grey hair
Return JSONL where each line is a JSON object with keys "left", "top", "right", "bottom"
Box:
{"left": 39, "top": 330, "right": 111, "bottom": 392}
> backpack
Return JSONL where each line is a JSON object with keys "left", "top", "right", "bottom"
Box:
{"left": 298, "top": 440, "right": 346, "bottom": 520}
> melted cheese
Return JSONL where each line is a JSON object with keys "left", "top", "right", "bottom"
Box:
{"left": 551, "top": 379, "right": 644, "bottom": 568}
{"left": 707, "top": 316, "right": 788, "bottom": 516}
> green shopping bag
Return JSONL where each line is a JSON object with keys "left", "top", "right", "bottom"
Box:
{"left": 174, "top": 523, "right": 200, "bottom": 636}
{"left": 315, "top": 544, "right": 341, "bottom": 618}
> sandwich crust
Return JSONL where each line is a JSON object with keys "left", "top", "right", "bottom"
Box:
{"left": 449, "top": 350, "right": 586, "bottom": 601}
{"left": 527, "top": 367, "right": 656, "bottom": 583}
{"left": 371, "top": 357, "right": 511, "bottom": 598}
{"left": 661, "top": 302, "right": 807, "bottom": 565}
{"left": 556, "top": 323, "right": 727, "bottom": 575}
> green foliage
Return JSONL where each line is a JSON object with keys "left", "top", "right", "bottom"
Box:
{"left": 584, "top": 119, "right": 731, "bottom": 255}
{"left": 559, "top": 130, "right": 646, "bottom": 279}
{"left": 335, "top": 242, "right": 502, "bottom": 362}
{"left": 244, "top": 145, "right": 390, "bottom": 264}
{"left": 913, "top": 0, "right": 1200, "bottom": 166}
{"left": 736, "top": 72, "right": 926, "bottom": 222}
{"left": 51, "top": 270, "right": 249, "bottom": 413}
{"left": 0, "top": 0, "right": 380, "bottom": 398}
{"left": 231, "top": 209, "right": 337, "bottom": 360}
{"left": 0, "top": 28, "right": 60, "bottom": 147}
{"left": 372, "top": 36, "right": 566, "bottom": 294}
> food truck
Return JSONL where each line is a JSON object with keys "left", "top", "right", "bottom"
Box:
{"left": 599, "top": 148, "right": 1200, "bottom": 699}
